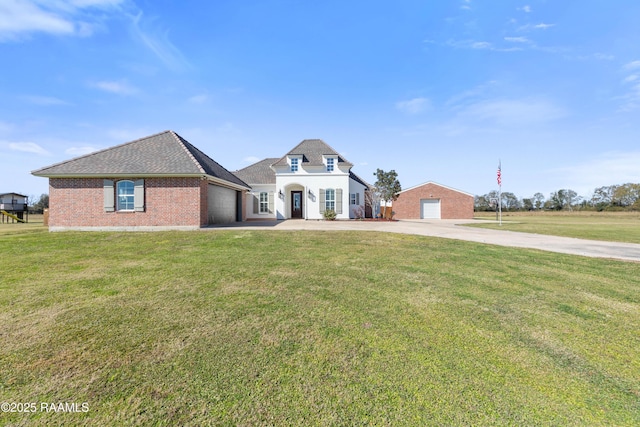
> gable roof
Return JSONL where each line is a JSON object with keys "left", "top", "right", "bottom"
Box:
{"left": 272, "top": 139, "right": 353, "bottom": 168}
{"left": 0, "top": 192, "right": 27, "bottom": 198}
{"left": 399, "top": 181, "right": 474, "bottom": 197}
{"left": 233, "top": 158, "right": 278, "bottom": 185}
{"left": 31, "top": 130, "right": 249, "bottom": 189}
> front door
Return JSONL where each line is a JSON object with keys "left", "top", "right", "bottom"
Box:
{"left": 291, "top": 191, "right": 303, "bottom": 218}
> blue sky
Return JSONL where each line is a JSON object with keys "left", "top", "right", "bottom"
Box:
{"left": 2, "top": 0, "right": 640, "bottom": 202}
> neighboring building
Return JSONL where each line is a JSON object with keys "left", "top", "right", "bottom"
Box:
{"left": 392, "top": 181, "right": 474, "bottom": 220}
{"left": 32, "top": 131, "right": 251, "bottom": 231}
{"left": 234, "top": 139, "right": 369, "bottom": 220}
{"left": 0, "top": 192, "right": 28, "bottom": 222}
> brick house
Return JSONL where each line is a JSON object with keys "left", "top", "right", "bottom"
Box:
{"left": 392, "top": 181, "right": 474, "bottom": 220}
{"left": 32, "top": 131, "right": 250, "bottom": 231}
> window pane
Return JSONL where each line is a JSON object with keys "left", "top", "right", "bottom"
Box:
{"left": 326, "top": 189, "right": 335, "bottom": 211}
{"left": 259, "top": 192, "right": 269, "bottom": 213}
{"left": 116, "top": 181, "right": 134, "bottom": 211}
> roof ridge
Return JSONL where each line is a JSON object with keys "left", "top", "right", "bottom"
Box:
{"left": 174, "top": 133, "right": 251, "bottom": 188}
{"left": 171, "top": 131, "right": 206, "bottom": 174}
{"left": 399, "top": 181, "right": 474, "bottom": 197}
{"left": 273, "top": 138, "right": 350, "bottom": 166}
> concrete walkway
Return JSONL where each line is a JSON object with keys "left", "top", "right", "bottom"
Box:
{"left": 209, "top": 219, "right": 640, "bottom": 263}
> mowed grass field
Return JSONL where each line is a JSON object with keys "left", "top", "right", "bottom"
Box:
{"left": 472, "top": 211, "right": 640, "bottom": 243}
{"left": 1, "top": 219, "right": 639, "bottom": 425}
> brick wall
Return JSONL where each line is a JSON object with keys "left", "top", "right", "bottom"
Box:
{"left": 393, "top": 183, "right": 474, "bottom": 219}
{"left": 48, "top": 177, "right": 205, "bottom": 228}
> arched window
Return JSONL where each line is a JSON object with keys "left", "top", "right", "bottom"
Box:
{"left": 116, "top": 180, "right": 135, "bottom": 211}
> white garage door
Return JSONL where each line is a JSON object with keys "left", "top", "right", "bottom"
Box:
{"left": 421, "top": 199, "right": 441, "bottom": 219}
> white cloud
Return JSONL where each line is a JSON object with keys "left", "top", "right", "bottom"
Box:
{"left": 566, "top": 53, "right": 611, "bottom": 61}
{"left": 396, "top": 97, "right": 431, "bottom": 114}
{"left": 20, "top": 95, "right": 69, "bottom": 106}
{"left": 521, "top": 5, "right": 532, "bottom": 13}
{"left": 534, "top": 23, "right": 554, "bottom": 30}
{"left": 504, "top": 36, "right": 530, "bottom": 43}
{"left": 65, "top": 146, "right": 100, "bottom": 156}
{"left": 69, "top": 0, "right": 124, "bottom": 7}
{"left": 0, "top": 0, "right": 125, "bottom": 41}
{"left": 445, "top": 81, "right": 498, "bottom": 107}
{"left": 0, "top": 0, "right": 73, "bottom": 39}
{"left": 446, "top": 39, "right": 522, "bottom": 52}
{"left": 188, "top": 94, "right": 209, "bottom": 104}
{"left": 624, "top": 60, "right": 640, "bottom": 71}
{"left": 243, "top": 156, "right": 261, "bottom": 163}
{"left": 456, "top": 98, "right": 567, "bottom": 126}
{"left": 129, "top": 11, "right": 190, "bottom": 71}
{"left": 91, "top": 80, "right": 139, "bottom": 95}
{"left": 618, "top": 61, "right": 640, "bottom": 111}
{"left": 8, "top": 141, "right": 51, "bottom": 156}
{"left": 518, "top": 22, "right": 555, "bottom": 32}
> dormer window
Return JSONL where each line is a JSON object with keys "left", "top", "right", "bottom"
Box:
{"left": 326, "top": 157, "right": 334, "bottom": 172}
{"left": 290, "top": 158, "right": 299, "bottom": 172}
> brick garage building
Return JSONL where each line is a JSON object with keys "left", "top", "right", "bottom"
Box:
{"left": 392, "top": 181, "right": 474, "bottom": 220}
{"left": 32, "top": 131, "right": 250, "bottom": 231}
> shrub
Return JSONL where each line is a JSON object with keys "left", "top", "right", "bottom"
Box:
{"left": 352, "top": 205, "right": 365, "bottom": 220}
{"left": 323, "top": 209, "right": 337, "bottom": 220}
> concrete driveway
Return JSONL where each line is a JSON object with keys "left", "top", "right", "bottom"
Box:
{"left": 210, "top": 219, "right": 640, "bottom": 263}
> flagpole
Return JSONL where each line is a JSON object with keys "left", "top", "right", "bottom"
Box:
{"left": 497, "top": 160, "right": 502, "bottom": 226}
{"left": 499, "top": 183, "right": 502, "bottom": 226}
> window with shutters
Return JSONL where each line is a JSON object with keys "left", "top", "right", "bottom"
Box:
{"left": 259, "top": 192, "right": 269, "bottom": 213}
{"left": 116, "top": 180, "right": 135, "bottom": 211}
{"left": 325, "top": 188, "right": 335, "bottom": 211}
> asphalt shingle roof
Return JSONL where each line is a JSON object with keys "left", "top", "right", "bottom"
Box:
{"left": 272, "top": 139, "right": 353, "bottom": 168}
{"left": 31, "top": 130, "right": 249, "bottom": 189}
{"left": 233, "top": 158, "right": 278, "bottom": 185}
{"left": 349, "top": 171, "right": 371, "bottom": 188}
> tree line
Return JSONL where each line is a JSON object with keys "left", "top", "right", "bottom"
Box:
{"left": 475, "top": 183, "right": 640, "bottom": 212}
{"left": 27, "top": 193, "right": 49, "bottom": 213}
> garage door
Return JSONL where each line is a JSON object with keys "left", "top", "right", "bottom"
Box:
{"left": 421, "top": 199, "right": 441, "bottom": 219}
{"left": 208, "top": 184, "right": 238, "bottom": 224}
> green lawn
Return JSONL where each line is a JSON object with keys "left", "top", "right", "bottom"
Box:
{"left": 471, "top": 211, "right": 640, "bottom": 243}
{"left": 1, "top": 225, "right": 639, "bottom": 425}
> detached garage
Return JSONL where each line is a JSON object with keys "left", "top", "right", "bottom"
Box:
{"left": 393, "top": 181, "right": 474, "bottom": 220}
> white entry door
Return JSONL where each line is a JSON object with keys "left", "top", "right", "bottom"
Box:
{"left": 421, "top": 199, "right": 441, "bottom": 219}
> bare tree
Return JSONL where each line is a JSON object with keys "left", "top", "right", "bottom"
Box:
{"left": 364, "top": 186, "right": 382, "bottom": 218}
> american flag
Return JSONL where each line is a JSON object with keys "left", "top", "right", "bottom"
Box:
{"left": 497, "top": 161, "right": 502, "bottom": 186}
